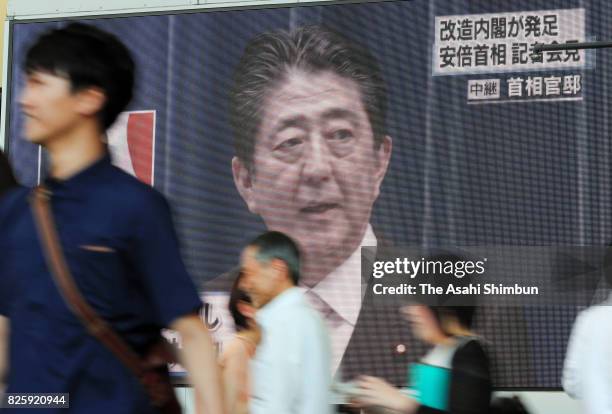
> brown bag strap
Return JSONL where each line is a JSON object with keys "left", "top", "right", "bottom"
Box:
{"left": 29, "top": 186, "right": 145, "bottom": 378}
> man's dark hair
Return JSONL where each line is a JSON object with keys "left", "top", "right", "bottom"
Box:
{"left": 228, "top": 272, "right": 252, "bottom": 332}
{"left": 248, "top": 231, "right": 301, "bottom": 285}
{"left": 24, "top": 22, "right": 135, "bottom": 130}
{"left": 230, "top": 25, "right": 388, "bottom": 172}
{"left": 0, "top": 150, "right": 17, "bottom": 197}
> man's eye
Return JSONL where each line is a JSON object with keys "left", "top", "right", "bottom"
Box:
{"left": 275, "top": 138, "right": 304, "bottom": 151}
{"left": 330, "top": 129, "right": 354, "bottom": 141}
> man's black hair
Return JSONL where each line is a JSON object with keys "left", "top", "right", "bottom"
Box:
{"left": 230, "top": 25, "right": 387, "bottom": 173}
{"left": 24, "top": 22, "right": 135, "bottom": 130}
{"left": 248, "top": 231, "right": 301, "bottom": 285}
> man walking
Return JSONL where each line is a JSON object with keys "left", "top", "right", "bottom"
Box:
{"left": 0, "top": 23, "right": 224, "bottom": 413}
{"left": 239, "top": 231, "right": 332, "bottom": 414}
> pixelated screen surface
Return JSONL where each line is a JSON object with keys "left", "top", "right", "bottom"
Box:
{"left": 5, "top": 0, "right": 612, "bottom": 388}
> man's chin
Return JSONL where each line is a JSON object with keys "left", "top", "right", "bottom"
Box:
{"left": 24, "top": 133, "right": 48, "bottom": 145}
{"left": 299, "top": 234, "right": 345, "bottom": 257}
{"left": 298, "top": 234, "right": 355, "bottom": 272}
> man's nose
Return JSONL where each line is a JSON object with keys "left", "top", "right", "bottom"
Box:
{"left": 19, "top": 85, "right": 36, "bottom": 112}
{"left": 302, "top": 133, "right": 332, "bottom": 184}
{"left": 19, "top": 86, "right": 32, "bottom": 109}
{"left": 240, "top": 275, "right": 253, "bottom": 292}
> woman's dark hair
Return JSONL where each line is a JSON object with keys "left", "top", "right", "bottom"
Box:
{"left": 429, "top": 306, "right": 476, "bottom": 332}
{"left": 412, "top": 252, "right": 479, "bottom": 335}
{"left": 228, "top": 272, "right": 253, "bottom": 332}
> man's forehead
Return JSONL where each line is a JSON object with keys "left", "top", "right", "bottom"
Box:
{"left": 23, "top": 69, "right": 74, "bottom": 93}
{"left": 257, "top": 70, "right": 368, "bottom": 138}
{"left": 25, "top": 68, "right": 69, "bottom": 81}
{"left": 268, "top": 69, "right": 362, "bottom": 107}
{"left": 241, "top": 246, "right": 259, "bottom": 264}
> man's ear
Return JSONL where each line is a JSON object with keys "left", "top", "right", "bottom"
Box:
{"left": 373, "top": 135, "right": 392, "bottom": 200}
{"left": 270, "top": 258, "right": 291, "bottom": 284}
{"left": 76, "top": 87, "right": 106, "bottom": 119}
{"left": 232, "top": 156, "right": 258, "bottom": 214}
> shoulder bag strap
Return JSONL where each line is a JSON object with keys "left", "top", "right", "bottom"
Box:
{"left": 29, "top": 185, "right": 145, "bottom": 378}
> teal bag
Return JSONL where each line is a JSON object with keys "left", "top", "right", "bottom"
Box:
{"left": 408, "top": 363, "right": 451, "bottom": 411}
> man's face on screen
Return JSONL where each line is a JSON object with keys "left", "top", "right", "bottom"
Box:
{"left": 233, "top": 69, "right": 391, "bottom": 275}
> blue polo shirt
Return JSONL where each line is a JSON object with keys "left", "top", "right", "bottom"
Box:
{"left": 0, "top": 154, "right": 203, "bottom": 413}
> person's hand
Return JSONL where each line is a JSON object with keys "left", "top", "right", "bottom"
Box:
{"left": 349, "top": 376, "right": 416, "bottom": 413}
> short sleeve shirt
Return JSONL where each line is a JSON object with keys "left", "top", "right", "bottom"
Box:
{"left": 0, "top": 154, "right": 202, "bottom": 413}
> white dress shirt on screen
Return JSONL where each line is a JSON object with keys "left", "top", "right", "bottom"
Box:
{"left": 304, "top": 224, "right": 377, "bottom": 375}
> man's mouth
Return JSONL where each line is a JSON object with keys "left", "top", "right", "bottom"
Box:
{"left": 300, "top": 203, "right": 340, "bottom": 214}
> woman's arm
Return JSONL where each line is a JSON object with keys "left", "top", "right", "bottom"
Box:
{"left": 352, "top": 376, "right": 418, "bottom": 413}
{"left": 171, "top": 314, "right": 226, "bottom": 414}
{"left": 220, "top": 339, "right": 250, "bottom": 414}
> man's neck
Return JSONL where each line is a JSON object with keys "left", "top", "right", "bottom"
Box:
{"left": 265, "top": 283, "right": 294, "bottom": 307}
{"left": 45, "top": 123, "right": 106, "bottom": 180}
